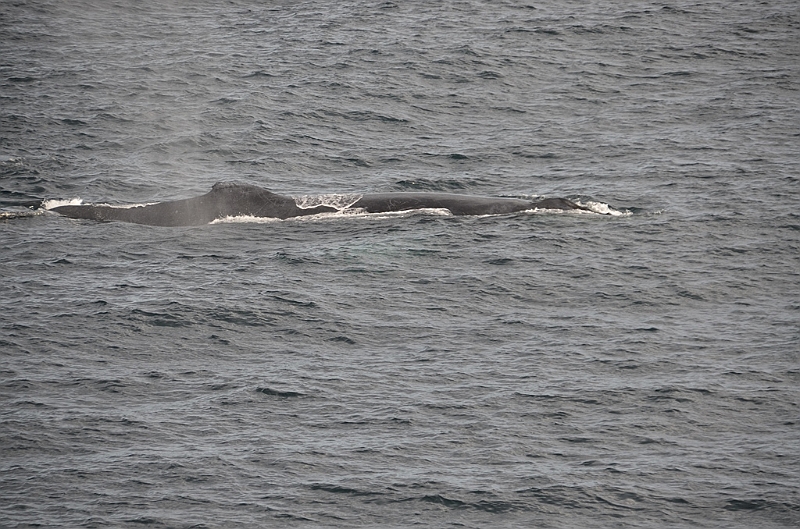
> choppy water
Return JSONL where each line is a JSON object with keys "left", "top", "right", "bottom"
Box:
{"left": 1, "top": 1, "right": 799, "bottom": 527}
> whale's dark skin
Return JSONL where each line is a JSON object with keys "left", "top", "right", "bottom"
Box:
{"left": 51, "top": 182, "right": 591, "bottom": 226}
{"left": 350, "top": 193, "right": 585, "bottom": 216}
{"left": 51, "top": 183, "right": 337, "bottom": 227}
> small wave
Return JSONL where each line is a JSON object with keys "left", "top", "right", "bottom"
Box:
{"left": 576, "top": 200, "right": 631, "bottom": 216}
{"left": 42, "top": 198, "right": 83, "bottom": 209}
{"left": 293, "top": 207, "right": 454, "bottom": 222}
{"left": 0, "top": 210, "right": 43, "bottom": 220}
{"left": 355, "top": 207, "right": 454, "bottom": 219}
{"left": 211, "top": 215, "right": 280, "bottom": 224}
{"left": 44, "top": 199, "right": 162, "bottom": 211}
{"left": 210, "top": 210, "right": 362, "bottom": 224}
{"left": 524, "top": 207, "right": 578, "bottom": 215}
{"left": 0, "top": 155, "right": 24, "bottom": 164}
{"left": 522, "top": 206, "right": 605, "bottom": 216}
{"left": 507, "top": 195, "right": 630, "bottom": 216}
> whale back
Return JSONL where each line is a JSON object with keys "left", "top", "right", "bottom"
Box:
{"left": 52, "top": 182, "right": 306, "bottom": 226}
{"left": 51, "top": 183, "right": 591, "bottom": 226}
{"left": 207, "top": 182, "right": 301, "bottom": 220}
{"left": 353, "top": 193, "right": 535, "bottom": 216}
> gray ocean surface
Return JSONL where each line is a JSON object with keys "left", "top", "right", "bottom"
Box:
{"left": 1, "top": 1, "right": 799, "bottom": 527}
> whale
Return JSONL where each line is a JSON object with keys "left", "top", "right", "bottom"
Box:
{"left": 50, "top": 182, "right": 591, "bottom": 226}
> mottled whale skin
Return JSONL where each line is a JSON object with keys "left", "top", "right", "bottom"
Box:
{"left": 51, "top": 182, "right": 589, "bottom": 226}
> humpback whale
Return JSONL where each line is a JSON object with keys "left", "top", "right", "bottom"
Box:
{"left": 51, "top": 182, "right": 591, "bottom": 227}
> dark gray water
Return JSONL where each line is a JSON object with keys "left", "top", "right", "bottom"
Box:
{"left": 1, "top": 1, "right": 798, "bottom": 527}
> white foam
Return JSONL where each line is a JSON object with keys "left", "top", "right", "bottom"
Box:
{"left": 211, "top": 207, "right": 455, "bottom": 224}
{"left": 524, "top": 207, "right": 569, "bottom": 214}
{"left": 577, "top": 200, "right": 632, "bottom": 216}
{"left": 293, "top": 193, "right": 363, "bottom": 210}
{"left": 44, "top": 199, "right": 160, "bottom": 210}
{"left": 42, "top": 198, "right": 83, "bottom": 210}
{"left": 342, "top": 207, "right": 454, "bottom": 220}
{"left": 211, "top": 215, "right": 281, "bottom": 224}
{"left": 521, "top": 200, "right": 630, "bottom": 216}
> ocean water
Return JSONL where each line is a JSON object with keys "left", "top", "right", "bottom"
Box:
{"left": 1, "top": 1, "right": 798, "bottom": 527}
